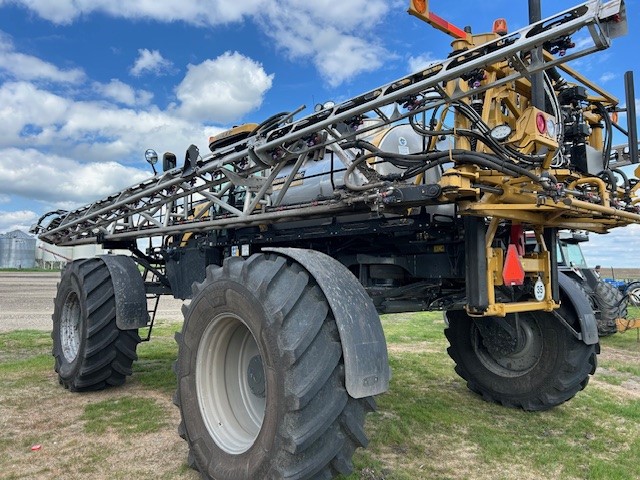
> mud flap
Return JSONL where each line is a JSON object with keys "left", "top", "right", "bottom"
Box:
{"left": 559, "top": 273, "right": 599, "bottom": 345}
{"left": 264, "top": 247, "right": 390, "bottom": 398}
{"left": 99, "top": 255, "right": 149, "bottom": 330}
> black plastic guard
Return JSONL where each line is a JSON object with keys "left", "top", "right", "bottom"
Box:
{"left": 99, "top": 255, "right": 149, "bottom": 330}
{"left": 264, "top": 247, "right": 390, "bottom": 398}
{"left": 558, "top": 273, "right": 599, "bottom": 345}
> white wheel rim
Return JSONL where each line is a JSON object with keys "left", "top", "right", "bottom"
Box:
{"left": 629, "top": 287, "right": 640, "bottom": 306}
{"left": 60, "top": 291, "right": 81, "bottom": 363}
{"left": 196, "top": 313, "right": 266, "bottom": 454}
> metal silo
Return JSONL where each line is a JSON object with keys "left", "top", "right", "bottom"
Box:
{"left": 0, "top": 230, "right": 37, "bottom": 269}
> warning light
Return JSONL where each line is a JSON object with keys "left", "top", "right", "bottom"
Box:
{"left": 492, "top": 18, "right": 508, "bottom": 35}
{"left": 536, "top": 112, "right": 547, "bottom": 134}
{"left": 502, "top": 244, "right": 525, "bottom": 286}
{"left": 412, "top": 0, "right": 427, "bottom": 14}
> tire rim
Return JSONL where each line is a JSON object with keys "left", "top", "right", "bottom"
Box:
{"left": 472, "top": 315, "right": 543, "bottom": 377}
{"left": 196, "top": 313, "right": 266, "bottom": 455}
{"left": 629, "top": 287, "right": 640, "bottom": 306}
{"left": 60, "top": 291, "right": 82, "bottom": 363}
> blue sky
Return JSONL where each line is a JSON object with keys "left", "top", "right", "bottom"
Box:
{"left": 0, "top": 0, "right": 638, "bottom": 266}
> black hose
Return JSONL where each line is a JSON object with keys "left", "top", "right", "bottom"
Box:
{"left": 598, "top": 169, "right": 617, "bottom": 192}
{"left": 612, "top": 167, "right": 629, "bottom": 189}
{"left": 398, "top": 150, "right": 543, "bottom": 184}
{"left": 341, "top": 142, "right": 545, "bottom": 191}
{"left": 251, "top": 111, "right": 290, "bottom": 136}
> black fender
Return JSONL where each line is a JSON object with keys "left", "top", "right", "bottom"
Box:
{"left": 264, "top": 247, "right": 390, "bottom": 398}
{"left": 98, "top": 255, "right": 149, "bottom": 330}
{"left": 558, "top": 272, "right": 599, "bottom": 345}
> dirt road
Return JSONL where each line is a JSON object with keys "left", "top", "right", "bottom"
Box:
{"left": 0, "top": 271, "right": 184, "bottom": 332}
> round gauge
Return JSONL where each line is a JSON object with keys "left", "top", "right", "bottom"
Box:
{"left": 314, "top": 101, "right": 335, "bottom": 112}
{"left": 490, "top": 124, "right": 512, "bottom": 142}
{"left": 546, "top": 119, "right": 557, "bottom": 137}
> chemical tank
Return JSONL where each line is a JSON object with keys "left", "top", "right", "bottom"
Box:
{"left": 273, "top": 123, "right": 455, "bottom": 218}
{"left": 274, "top": 123, "right": 446, "bottom": 205}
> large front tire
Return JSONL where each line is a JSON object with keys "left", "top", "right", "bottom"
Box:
{"left": 52, "top": 258, "right": 141, "bottom": 391}
{"left": 174, "top": 254, "right": 375, "bottom": 480}
{"left": 445, "top": 309, "right": 597, "bottom": 411}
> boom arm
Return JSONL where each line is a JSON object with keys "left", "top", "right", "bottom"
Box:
{"left": 33, "top": 0, "right": 631, "bottom": 248}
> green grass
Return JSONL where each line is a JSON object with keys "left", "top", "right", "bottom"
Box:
{"left": 81, "top": 396, "right": 167, "bottom": 435}
{"left": 134, "top": 323, "right": 183, "bottom": 393}
{"left": 0, "top": 329, "right": 52, "bottom": 353}
{"left": 1, "top": 313, "right": 638, "bottom": 480}
{"left": 0, "top": 330, "right": 53, "bottom": 386}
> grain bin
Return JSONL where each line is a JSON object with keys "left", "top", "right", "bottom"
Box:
{"left": 0, "top": 230, "right": 36, "bottom": 268}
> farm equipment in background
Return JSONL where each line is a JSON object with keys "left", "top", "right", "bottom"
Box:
{"left": 616, "top": 283, "right": 640, "bottom": 333}
{"left": 31, "top": 1, "right": 639, "bottom": 478}
{"left": 555, "top": 231, "right": 628, "bottom": 335}
{"left": 601, "top": 271, "right": 640, "bottom": 333}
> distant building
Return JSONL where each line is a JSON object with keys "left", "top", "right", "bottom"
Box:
{"left": 0, "top": 229, "right": 126, "bottom": 269}
{"left": 0, "top": 230, "right": 37, "bottom": 269}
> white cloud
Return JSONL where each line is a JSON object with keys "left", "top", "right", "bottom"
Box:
{"left": 3, "top": 0, "right": 390, "bottom": 87}
{"left": 258, "top": 0, "right": 390, "bottom": 86}
{"left": 175, "top": 52, "right": 273, "bottom": 123}
{"left": 93, "top": 79, "right": 153, "bottom": 106}
{"left": 0, "top": 209, "right": 38, "bottom": 234}
{"left": 408, "top": 53, "right": 440, "bottom": 73}
{"left": 1, "top": 0, "right": 263, "bottom": 26}
{"left": 0, "top": 81, "right": 68, "bottom": 146}
{"left": 0, "top": 30, "right": 84, "bottom": 84}
{"left": 312, "top": 30, "right": 386, "bottom": 87}
{"left": 0, "top": 81, "right": 221, "bottom": 162}
{"left": 130, "top": 49, "right": 173, "bottom": 77}
{"left": 599, "top": 72, "right": 616, "bottom": 84}
{"left": 582, "top": 224, "right": 640, "bottom": 268}
{"left": 0, "top": 148, "right": 151, "bottom": 207}
{"left": 0, "top": 194, "right": 10, "bottom": 203}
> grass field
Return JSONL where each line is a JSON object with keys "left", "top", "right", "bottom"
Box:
{"left": 0, "top": 313, "right": 638, "bottom": 479}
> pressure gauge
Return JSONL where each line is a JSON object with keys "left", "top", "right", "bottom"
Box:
{"left": 490, "top": 124, "right": 512, "bottom": 142}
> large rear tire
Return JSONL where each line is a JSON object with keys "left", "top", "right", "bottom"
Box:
{"left": 445, "top": 308, "right": 597, "bottom": 411}
{"left": 592, "top": 280, "right": 626, "bottom": 337}
{"left": 174, "top": 254, "right": 375, "bottom": 480}
{"left": 52, "top": 258, "right": 141, "bottom": 391}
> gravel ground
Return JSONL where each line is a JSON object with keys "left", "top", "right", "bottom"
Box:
{"left": 0, "top": 271, "right": 184, "bottom": 332}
